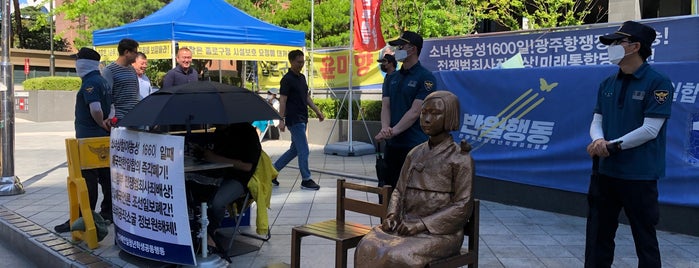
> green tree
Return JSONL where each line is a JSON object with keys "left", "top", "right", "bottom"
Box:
{"left": 13, "top": 6, "right": 68, "bottom": 51}
{"left": 380, "top": 0, "right": 478, "bottom": 40}
{"left": 12, "top": 0, "right": 24, "bottom": 48}
{"left": 470, "top": 0, "right": 605, "bottom": 30}
{"left": 54, "top": 0, "right": 166, "bottom": 47}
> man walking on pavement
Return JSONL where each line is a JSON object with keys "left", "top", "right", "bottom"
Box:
{"left": 55, "top": 48, "right": 114, "bottom": 233}
{"left": 272, "top": 50, "right": 324, "bottom": 190}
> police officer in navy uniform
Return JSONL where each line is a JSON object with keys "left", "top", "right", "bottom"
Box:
{"left": 375, "top": 31, "right": 437, "bottom": 189}
{"left": 585, "top": 21, "right": 674, "bottom": 268}
{"left": 55, "top": 47, "right": 115, "bottom": 233}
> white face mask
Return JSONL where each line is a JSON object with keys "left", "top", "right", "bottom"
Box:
{"left": 394, "top": 49, "right": 408, "bottom": 62}
{"left": 607, "top": 44, "right": 628, "bottom": 65}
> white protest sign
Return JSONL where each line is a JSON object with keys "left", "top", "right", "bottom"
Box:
{"left": 110, "top": 128, "right": 195, "bottom": 265}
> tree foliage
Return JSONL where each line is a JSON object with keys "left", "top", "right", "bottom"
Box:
{"left": 52, "top": 0, "right": 602, "bottom": 50}
{"left": 11, "top": 6, "right": 68, "bottom": 51}
{"left": 470, "top": 0, "right": 604, "bottom": 30}
{"left": 380, "top": 0, "right": 478, "bottom": 40}
{"left": 54, "top": 0, "right": 167, "bottom": 47}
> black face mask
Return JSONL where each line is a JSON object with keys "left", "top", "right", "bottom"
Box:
{"left": 380, "top": 65, "right": 388, "bottom": 73}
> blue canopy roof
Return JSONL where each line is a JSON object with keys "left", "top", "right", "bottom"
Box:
{"left": 92, "top": 0, "right": 305, "bottom": 47}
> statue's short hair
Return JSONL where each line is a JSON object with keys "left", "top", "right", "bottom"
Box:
{"left": 423, "top": 90, "right": 461, "bottom": 131}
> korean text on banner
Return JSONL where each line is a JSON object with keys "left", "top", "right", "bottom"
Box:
{"left": 110, "top": 129, "right": 196, "bottom": 266}
{"left": 353, "top": 0, "right": 385, "bottom": 52}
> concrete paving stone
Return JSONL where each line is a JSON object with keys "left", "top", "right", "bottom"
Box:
{"left": 663, "top": 258, "right": 699, "bottom": 268}
{"left": 563, "top": 245, "right": 586, "bottom": 259}
{"left": 505, "top": 224, "right": 547, "bottom": 236}
{"left": 478, "top": 257, "right": 506, "bottom": 268}
{"left": 498, "top": 216, "right": 537, "bottom": 226}
{"left": 542, "top": 222, "right": 585, "bottom": 235}
{"left": 663, "top": 232, "right": 699, "bottom": 245}
{"left": 273, "top": 217, "right": 310, "bottom": 226}
{"left": 478, "top": 244, "right": 497, "bottom": 259}
{"left": 659, "top": 245, "right": 698, "bottom": 258}
{"left": 526, "top": 245, "right": 575, "bottom": 258}
{"left": 516, "top": 234, "right": 561, "bottom": 246}
{"left": 614, "top": 245, "right": 640, "bottom": 258}
{"left": 490, "top": 208, "right": 527, "bottom": 218}
{"left": 539, "top": 257, "right": 584, "bottom": 268}
{"left": 614, "top": 257, "right": 639, "bottom": 267}
{"left": 498, "top": 257, "right": 545, "bottom": 268}
{"left": 489, "top": 245, "right": 535, "bottom": 258}
{"left": 230, "top": 255, "right": 255, "bottom": 267}
{"left": 552, "top": 234, "right": 587, "bottom": 246}
{"left": 482, "top": 234, "right": 523, "bottom": 246}
{"left": 480, "top": 222, "right": 513, "bottom": 235}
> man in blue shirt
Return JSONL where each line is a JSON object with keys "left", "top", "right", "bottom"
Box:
{"left": 585, "top": 21, "right": 674, "bottom": 268}
{"left": 162, "top": 47, "right": 199, "bottom": 89}
{"left": 55, "top": 48, "right": 115, "bottom": 233}
{"left": 273, "top": 50, "right": 325, "bottom": 190}
{"left": 375, "top": 31, "right": 436, "bottom": 188}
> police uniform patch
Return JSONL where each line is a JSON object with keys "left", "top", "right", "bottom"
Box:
{"left": 425, "top": 80, "right": 434, "bottom": 91}
{"left": 85, "top": 87, "right": 94, "bottom": 94}
{"left": 654, "top": 90, "right": 670, "bottom": 104}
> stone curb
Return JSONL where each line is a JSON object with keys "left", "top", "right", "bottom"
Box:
{"left": 0, "top": 206, "right": 112, "bottom": 268}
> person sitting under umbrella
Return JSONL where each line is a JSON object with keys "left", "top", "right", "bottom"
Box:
{"left": 188, "top": 123, "right": 261, "bottom": 258}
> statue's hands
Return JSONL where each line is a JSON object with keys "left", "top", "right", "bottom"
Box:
{"left": 381, "top": 214, "right": 399, "bottom": 232}
{"left": 395, "top": 218, "right": 426, "bottom": 236}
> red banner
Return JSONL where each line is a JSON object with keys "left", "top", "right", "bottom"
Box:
{"left": 353, "top": 0, "right": 385, "bottom": 52}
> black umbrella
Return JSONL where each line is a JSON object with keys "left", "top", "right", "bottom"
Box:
{"left": 117, "top": 81, "right": 281, "bottom": 127}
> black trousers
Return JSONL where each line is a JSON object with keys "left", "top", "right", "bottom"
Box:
{"left": 585, "top": 174, "right": 661, "bottom": 268}
{"left": 82, "top": 167, "right": 112, "bottom": 215}
{"left": 383, "top": 145, "right": 413, "bottom": 188}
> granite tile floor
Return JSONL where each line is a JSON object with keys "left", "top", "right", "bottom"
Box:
{"left": 2, "top": 119, "right": 697, "bottom": 267}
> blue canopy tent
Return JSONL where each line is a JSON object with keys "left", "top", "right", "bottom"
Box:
{"left": 92, "top": 0, "right": 305, "bottom": 62}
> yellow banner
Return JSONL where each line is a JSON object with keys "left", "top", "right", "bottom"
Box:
{"left": 95, "top": 42, "right": 301, "bottom": 62}
{"left": 258, "top": 49, "right": 386, "bottom": 91}
{"left": 179, "top": 42, "right": 301, "bottom": 61}
{"left": 95, "top": 42, "right": 173, "bottom": 61}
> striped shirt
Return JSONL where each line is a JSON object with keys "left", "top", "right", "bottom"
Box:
{"left": 103, "top": 63, "right": 139, "bottom": 119}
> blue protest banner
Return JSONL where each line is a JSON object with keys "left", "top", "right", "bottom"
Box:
{"left": 435, "top": 62, "right": 699, "bottom": 207}
{"left": 422, "top": 16, "right": 699, "bottom": 71}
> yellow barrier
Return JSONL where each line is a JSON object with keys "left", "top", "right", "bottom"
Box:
{"left": 64, "top": 137, "right": 110, "bottom": 249}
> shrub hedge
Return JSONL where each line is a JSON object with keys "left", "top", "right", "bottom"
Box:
{"left": 310, "top": 98, "right": 381, "bottom": 121}
{"left": 23, "top": 77, "right": 82, "bottom": 91}
{"left": 21, "top": 76, "right": 383, "bottom": 121}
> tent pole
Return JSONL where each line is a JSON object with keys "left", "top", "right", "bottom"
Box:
{"left": 218, "top": 60, "right": 222, "bottom": 83}
{"left": 347, "top": 0, "right": 355, "bottom": 153}
{"left": 171, "top": 40, "right": 176, "bottom": 69}
{"left": 310, "top": 0, "right": 315, "bottom": 94}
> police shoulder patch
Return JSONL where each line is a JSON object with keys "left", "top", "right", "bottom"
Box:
{"left": 424, "top": 80, "right": 434, "bottom": 91}
{"left": 654, "top": 89, "right": 670, "bottom": 104}
{"left": 85, "top": 87, "right": 94, "bottom": 94}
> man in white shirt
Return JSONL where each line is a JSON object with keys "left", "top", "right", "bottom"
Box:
{"left": 132, "top": 52, "right": 153, "bottom": 100}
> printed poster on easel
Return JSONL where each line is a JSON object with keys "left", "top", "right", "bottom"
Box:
{"left": 110, "top": 128, "right": 195, "bottom": 266}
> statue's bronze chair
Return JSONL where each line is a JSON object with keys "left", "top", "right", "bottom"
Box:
{"left": 427, "top": 199, "right": 480, "bottom": 268}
